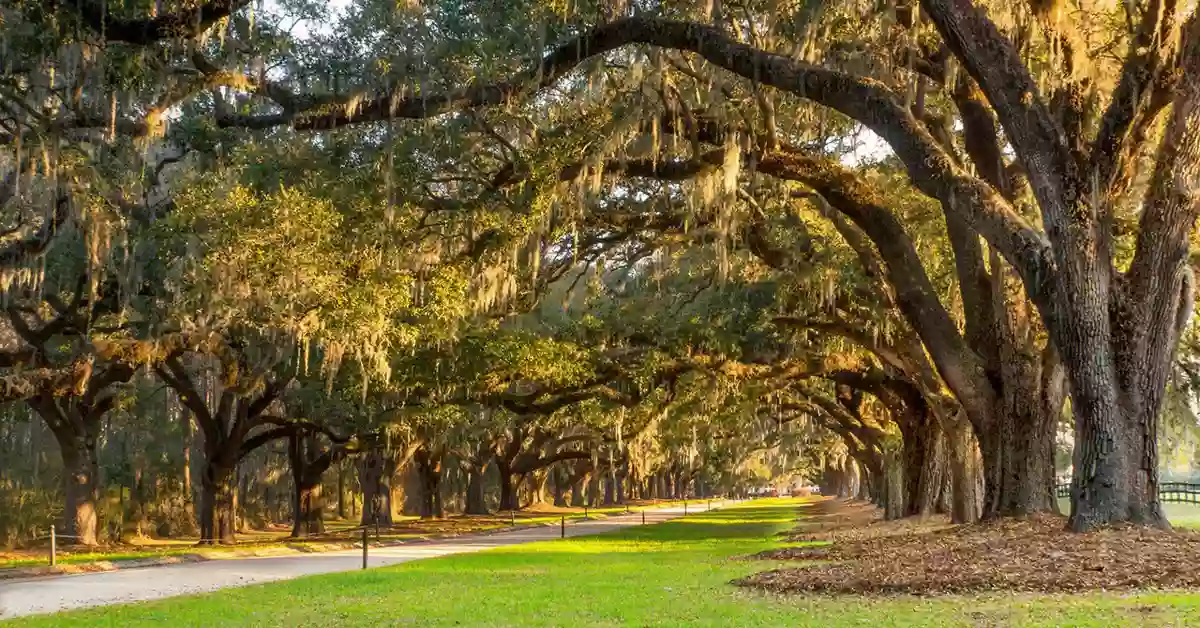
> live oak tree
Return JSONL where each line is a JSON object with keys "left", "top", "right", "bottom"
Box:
{"left": 7, "top": 0, "right": 1200, "bottom": 541}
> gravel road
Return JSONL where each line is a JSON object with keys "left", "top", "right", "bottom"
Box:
{"left": 0, "top": 501, "right": 732, "bottom": 620}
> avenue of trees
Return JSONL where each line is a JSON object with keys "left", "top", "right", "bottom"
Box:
{"left": 4, "top": 0, "right": 1200, "bottom": 547}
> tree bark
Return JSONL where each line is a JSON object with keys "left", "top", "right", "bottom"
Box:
{"left": 856, "top": 464, "right": 872, "bottom": 501}
{"left": 293, "top": 481, "right": 324, "bottom": 537}
{"left": 60, "top": 442, "right": 100, "bottom": 546}
{"left": 947, "top": 415, "right": 982, "bottom": 523}
{"left": 465, "top": 464, "right": 489, "bottom": 514}
{"left": 587, "top": 473, "right": 601, "bottom": 506}
{"left": 358, "top": 450, "right": 395, "bottom": 526}
{"left": 883, "top": 446, "right": 905, "bottom": 519}
{"left": 905, "top": 416, "right": 945, "bottom": 518}
{"left": 496, "top": 456, "right": 519, "bottom": 511}
{"left": 198, "top": 462, "right": 236, "bottom": 545}
{"left": 552, "top": 467, "right": 568, "bottom": 507}
{"left": 413, "top": 447, "right": 444, "bottom": 519}
{"left": 570, "top": 472, "right": 588, "bottom": 506}
{"left": 337, "top": 461, "right": 346, "bottom": 519}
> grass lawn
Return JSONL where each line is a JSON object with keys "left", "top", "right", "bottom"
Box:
{"left": 1056, "top": 497, "right": 1200, "bottom": 529}
{"left": 7, "top": 498, "right": 1200, "bottom": 627}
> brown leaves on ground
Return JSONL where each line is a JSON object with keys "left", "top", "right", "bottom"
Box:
{"left": 738, "top": 498, "right": 1200, "bottom": 595}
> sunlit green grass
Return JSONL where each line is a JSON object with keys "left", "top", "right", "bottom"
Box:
{"left": 8, "top": 498, "right": 1200, "bottom": 627}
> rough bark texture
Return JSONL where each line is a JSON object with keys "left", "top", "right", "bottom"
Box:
{"left": 198, "top": 463, "right": 236, "bottom": 545}
{"left": 497, "top": 459, "right": 518, "bottom": 512}
{"left": 289, "top": 434, "right": 346, "bottom": 537}
{"left": 359, "top": 449, "right": 395, "bottom": 526}
{"left": 947, "top": 416, "right": 983, "bottom": 523}
{"left": 464, "top": 465, "right": 489, "bottom": 515}
{"left": 59, "top": 442, "right": 100, "bottom": 546}
{"left": 23, "top": 361, "right": 135, "bottom": 546}
{"left": 412, "top": 446, "right": 445, "bottom": 519}
{"left": 155, "top": 353, "right": 291, "bottom": 543}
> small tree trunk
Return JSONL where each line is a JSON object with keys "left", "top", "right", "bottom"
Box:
{"left": 552, "top": 468, "right": 568, "bottom": 507}
{"left": 883, "top": 447, "right": 905, "bottom": 520}
{"left": 60, "top": 443, "right": 100, "bottom": 546}
{"left": 181, "top": 408, "right": 194, "bottom": 513}
{"left": 337, "top": 462, "right": 347, "bottom": 519}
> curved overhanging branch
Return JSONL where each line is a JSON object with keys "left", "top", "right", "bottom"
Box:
{"left": 0, "top": 190, "right": 71, "bottom": 271}
{"left": 47, "top": 0, "right": 252, "bottom": 46}
{"left": 183, "top": 15, "right": 1056, "bottom": 322}
{"left": 919, "top": 0, "right": 1078, "bottom": 226}
{"left": 1090, "top": 0, "right": 1183, "bottom": 200}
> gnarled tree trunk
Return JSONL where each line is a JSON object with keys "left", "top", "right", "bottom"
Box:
{"left": 60, "top": 440, "right": 100, "bottom": 546}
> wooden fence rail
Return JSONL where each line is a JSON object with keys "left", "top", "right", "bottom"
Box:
{"left": 1055, "top": 482, "right": 1200, "bottom": 504}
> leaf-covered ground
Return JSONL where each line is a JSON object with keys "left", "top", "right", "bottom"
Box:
{"left": 740, "top": 499, "right": 1200, "bottom": 595}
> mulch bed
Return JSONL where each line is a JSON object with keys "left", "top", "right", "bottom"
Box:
{"left": 738, "top": 499, "right": 1200, "bottom": 595}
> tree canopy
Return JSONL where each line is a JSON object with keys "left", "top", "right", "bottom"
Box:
{"left": 3, "top": 0, "right": 1200, "bottom": 548}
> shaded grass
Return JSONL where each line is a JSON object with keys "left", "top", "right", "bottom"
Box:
{"left": 1056, "top": 498, "right": 1200, "bottom": 529}
{"left": 6, "top": 498, "right": 1200, "bottom": 627}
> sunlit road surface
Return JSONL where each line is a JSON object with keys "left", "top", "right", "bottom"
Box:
{"left": 0, "top": 500, "right": 740, "bottom": 619}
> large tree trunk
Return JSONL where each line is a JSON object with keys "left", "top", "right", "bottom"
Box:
{"left": 497, "top": 459, "right": 519, "bottom": 511}
{"left": 292, "top": 481, "right": 324, "bottom": 537}
{"left": 570, "top": 472, "right": 588, "bottom": 506}
{"left": 413, "top": 448, "right": 444, "bottom": 519}
{"left": 587, "top": 473, "right": 601, "bottom": 507}
{"left": 465, "top": 464, "right": 489, "bottom": 515}
{"left": 289, "top": 435, "right": 328, "bottom": 537}
{"left": 902, "top": 415, "right": 945, "bottom": 518}
{"left": 856, "top": 464, "right": 873, "bottom": 501}
{"left": 981, "top": 305, "right": 1065, "bottom": 518}
{"left": 60, "top": 441, "right": 100, "bottom": 546}
{"left": 552, "top": 467, "right": 568, "bottom": 507}
{"left": 198, "top": 462, "right": 236, "bottom": 545}
{"left": 947, "top": 415, "right": 982, "bottom": 523}
{"left": 523, "top": 470, "right": 549, "bottom": 508}
{"left": 358, "top": 450, "right": 395, "bottom": 526}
